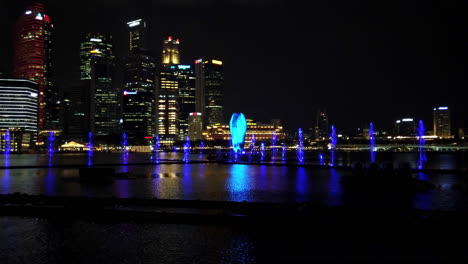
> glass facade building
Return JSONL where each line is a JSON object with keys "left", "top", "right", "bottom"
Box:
{"left": 195, "top": 59, "right": 224, "bottom": 127}
{"left": 14, "top": 2, "right": 55, "bottom": 138}
{"left": 80, "top": 33, "right": 113, "bottom": 80}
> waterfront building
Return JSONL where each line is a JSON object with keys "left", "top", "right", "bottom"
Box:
{"left": 63, "top": 83, "right": 89, "bottom": 142}
{"left": 203, "top": 119, "right": 285, "bottom": 142}
{"left": 0, "top": 79, "right": 38, "bottom": 147}
{"left": 195, "top": 58, "right": 224, "bottom": 127}
{"left": 14, "top": 2, "right": 58, "bottom": 136}
{"left": 433, "top": 106, "right": 451, "bottom": 139}
{"left": 394, "top": 118, "right": 416, "bottom": 137}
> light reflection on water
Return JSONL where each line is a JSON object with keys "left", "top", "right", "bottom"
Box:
{"left": 0, "top": 153, "right": 467, "bottom": 211}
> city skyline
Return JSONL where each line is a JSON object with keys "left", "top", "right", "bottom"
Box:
{"left": 0, "top": 0, "right": 466, "bottom": 131}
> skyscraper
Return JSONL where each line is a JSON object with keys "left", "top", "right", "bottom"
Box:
{"left": 433, "top": 106, "right": 451, "bottom": 138}
{"left": 90, "top": 57, "right": 121, "bottom": 138}
{"left": 195, "top": 59, "right": 224, "bottom": 127}
{"left": 157, "top": 68, "right": 179, "bottom": 145}
{"left": 80, "top": 33, "right": 113, "bottom": 80}
{"left": 314, "top": 110, "right": 329, "bottom": 140}
{"left": 127, "top": 19, "right": 147, "bottom": 53}
{"left": 14, "top": 1, "right": 54, "bottom": 138}
{"left": 162, "top": 37, "right": 180, "bottom": 68}
{"left": 171, "top": 65, "right": 196, "bottom": 140}
{"left": 0, "top": 79, "right": 39, "bottom": 141}
{"left": 123, "top": 19, "right": 156, "bottom": 145}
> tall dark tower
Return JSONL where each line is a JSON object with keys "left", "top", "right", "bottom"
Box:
{"left": 123, "top": 19, "right": 156, "bottom": 145}
{"left": 195, "top": 58, "right": 224, "bottom": 127}
{"left": 14, "top": 1, "right": 54, "bottom": 140}
{"left": 127, "top": 19, "right": 148, "bottom": 53}
{"left": 315, "top": 109, "right": 329, "bottom": 141}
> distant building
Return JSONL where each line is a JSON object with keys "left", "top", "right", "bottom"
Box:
{"left": 0, "top": 129, "right": 31, "bottom": 153}
{"left": 162, "top": 36, "right": 180, "bottom": 68}
{"left": 0, "top": 78, "right": 38, "bottom": 145}
{"left": 63, "top": 83, "right": 89, "bottom": 142}
{"left": 80, "top": 33, "right": 113, "bottom": 80}
{"left": 14, "top": 2, "right": 57, "bottom": 136}
{"left": 188, "top": 112, "right": 203, "bottom": 140}
{"left": 127, "top": 19, "right": 148, "bottom": 53}
{"left": 157, "top": 69, "right": 179, "bottom": 145}
{"left": 195, "top": 59, "right": 224, "bottom": 127}
{"left": 394, "top": 118, "right": 416, "bottom": 137}
{"left": 315, "top": 110, "right": 329, "bottom": 140}
{"left": 203, "top": 119, "right": 285, "bottom": 142}
{"left": 433, "top": 106, "right": 451, "bottom": 138}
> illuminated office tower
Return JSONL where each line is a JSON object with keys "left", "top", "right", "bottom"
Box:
{"left": 157, "top": 69, "right": 179, "bottom": 145}
{"left": 0, "top": 79, "right": 39, "bottom": 144}
{"left": 394, "top": 118, "right": 416, "bottom": 137}
{"left": 170, "top": 65, "right": 196, "bottom": 140}
{"left": 123, "top": 19, "right": 156, "bottom": 145}
{"left": 14, "top": 2, "right": 56, "bottom": 137}
{"left": 162, "top": 36, "right": 180, "bottom": 68}
{"left": 127, "top": 19, "right": 147, "bottom": 53}
{"left": 433, "top": 106, "right": 451, "bottom": 138}
{"left": 195, "top": 59, "right": 224, "bottom": 127}
{"left": 80, "top": 33, "right": 113, "bottom": 80}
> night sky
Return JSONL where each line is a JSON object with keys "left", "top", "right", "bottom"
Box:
{"left": 1, "top": 0, "right": 467, "bottom": 133}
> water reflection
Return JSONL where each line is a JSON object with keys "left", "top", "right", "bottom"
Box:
{"left": 327, "top": 169, "right": 342, "bottom": 206}
{"left": 227, "top": 164, "right": 251, "bottom": 201}
{"left": 295, "top": 167, "right": 308, "bottom": 202}
{"left": 2, "top": 154, "right": 10, "bottom": 193}
{"left": 46, "top": 168, "right": 55, "bottom": 195}
{"left": 182, "top": 164, "right": 193, "bottom": 199}
{"left": 115, "top": 180, "right": 129, "bottom": 198}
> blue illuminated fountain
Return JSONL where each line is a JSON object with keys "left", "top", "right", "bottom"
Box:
{"left": 281, "top": 144, "right": 287, "bottom": 161}
{"left": 296, "top": 128, "right": 304, "bottom": 164}
{"left": 271, "top": 131, "right": 277, "bottom": 162}
{"left": 249, "top": 134, "right": 256, "bottom": 162}
{"left": 87, "top": 132, "right": 93, "bottom": 167}
{"left": 4, "top": 130, "right": 11, "bottom": 154}
{"left": 230, "top": 113, "right": 247, "bottom": 162}
{"left": 153, "top": 135, "right": 160, "bottom": 162}
{"left": 369, "top": 122, "right": 376, "bottom": 162}
{"left": 418, "top": 120, "right": 427, "bottom": 170}
{"left": 330, "top": 125, "right": 337, "bottom": 166}
{"left": 48, "top": 131, "right": 55, "bottom": 155}
{"left": 183, "top": 136, "right": 190, "bottom": 163}
{"left": 319, "top": 153, "right": 324, "bottom": 165}
{"left": 200, "top": 141, "right": 205, "bottom": 154}
{"left": 260, "top": 142, "right": 266, "bottom": 162}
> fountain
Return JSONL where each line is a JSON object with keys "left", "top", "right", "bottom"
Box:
{"left": 122, "top": 133, "right": 128, "bottom": 167}
{"left": 297, "top": 128, "right": 304, "bottom": 164}
{"left": 4, "top": 130, "right": 11, "bottom": 154}
{"left": 200, "top": 141, "right": 205, "bottom": 154}
{"left": 87, "top": 132, "right": 93, "bottom": 167}
{"left": 330, "top": 125, "right": 337, "bottom": 166}
{"left": 183, "top": 136, "right": 190, "bottom": 163}
{"left": 229, "top": 113, "right": 247, "bottom": 162}
{"left": 271, "top": 131, "right": 277, "bottom": 162}
{"left": 249, "top": 134, "right": 256, "bottom": 162}
{"left": 48, "top": 131, "right": 55, "bottom": 155}
{"left": 281, "top": 144, "right": 287, "bottom": 161}
{"left": 319, "top": 153, "right": 324, "bottom": 165}
{"left": 260, "top": 142, "right": 266, "bottom": 162}
{"left": 369, "top": 122, "right": 376, "bottom": 162}
{"left": 154, "top": 135, "right": 160, "bottom": 162}
{"left": 418, "top": 120, "right": 427, "bottom": 170}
